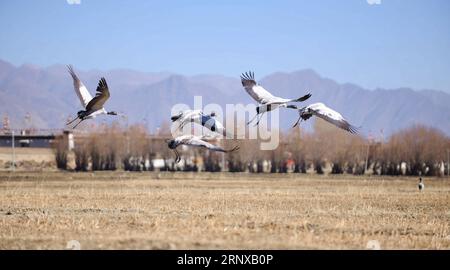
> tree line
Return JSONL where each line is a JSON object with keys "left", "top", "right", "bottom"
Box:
{"left": 54, "top": 120, "right": 450, "bottom": 176}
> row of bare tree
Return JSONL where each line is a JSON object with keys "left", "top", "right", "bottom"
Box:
{"left": 54, "top": 120, "right": 450, "bottom": 176}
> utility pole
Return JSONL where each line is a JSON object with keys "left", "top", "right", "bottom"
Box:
{"left": 11, "top": 130, "right": 15, "bottom": 172}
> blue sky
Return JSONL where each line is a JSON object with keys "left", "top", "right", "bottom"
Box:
{"left": 0, "top": 0, "right": 449, "bottom": 92}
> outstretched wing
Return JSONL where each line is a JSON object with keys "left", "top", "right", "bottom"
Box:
{"left": 241, "top": 71, "right": 277, "bottom": 104}
{"left": 85, "top": 78, "right": 110, "bottom": 112}
{"left": 241, "top": 71, "right": 311, "bottom": 105}
{"left": 67, "top": 65, "right": 93, "bottom": 108}
{"left": 308, "top": 103, "right": 359, "bottom": 134}
{"left": 183, "top": 136, "right": 239, "bottom": 153}
{"left": 172, "top": 110, "right": 202, "bottom": 133}
{"left": 266, "top": 93, "right": 312, "bottom": 105}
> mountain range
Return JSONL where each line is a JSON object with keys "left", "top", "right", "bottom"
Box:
{"left": 1, "top": 59, "right": 449, "bottom": 137}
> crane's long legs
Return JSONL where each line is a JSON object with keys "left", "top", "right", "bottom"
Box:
{"left": 254, "top": 112, "right": 266, "bottom": 126}
{"left": 174, "top": 149, "right": 181, "bottom": 163}
{"left": 174, "top": 122, "right": 186, "bottom": 134}
{"left": 66, "top": 116, "right": 79, "bottom": 125}
{"left": 292, "top": 116, "right": 302, "bottom": 128}
{"left": 72, "top": 119, "right": 84, "bottom": 129}
{"left": 246, "top": 113, "right": 260, "bottom": 126}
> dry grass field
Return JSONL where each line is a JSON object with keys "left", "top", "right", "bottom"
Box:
{"left": 0, "top": 147, "right": 56, "bottom": 171}
{"left": 0, "top": 171, "right": 449, "bottom": 250}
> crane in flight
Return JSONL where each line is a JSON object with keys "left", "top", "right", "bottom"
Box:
{"left": 171, "top": 110, "right": 234, "bottom": 138}
{"left": 167, "top": 135, "right": 239, "bottom": 163}
{"left": 240, "top": 71, "right": 311, "bottom": 126}
{"left": 66, "top": 65, "right": 119, "bottom": 129}
{"left": 292, "top": 102, "right": 359, "bottom": 134}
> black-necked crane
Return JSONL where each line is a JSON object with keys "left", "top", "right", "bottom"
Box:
{"left": 418, "top": 177, "right": 424, "bottom": 191}
{"left": 240, "top": 71, "right": 311, "bottom": 126}
{"left": 292, "top": 102, "right": 359, "bottom": 134}
{"left": 171, "top": 109, "right": 233, "bottom": 138}
{"left": 66, "top": 65, "right": 119, "bottom": 129}
{"left": 167, "top": 135, "right": 239, "bottom": 163}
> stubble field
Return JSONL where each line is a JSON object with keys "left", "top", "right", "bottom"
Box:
{"left": 0, "top": 171, "right": 449, "bottom": 250}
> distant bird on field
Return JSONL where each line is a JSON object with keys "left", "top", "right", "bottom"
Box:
{"left": 166, "top": 135, "right": 240, "bottom": 163}
{"left": 240, "top": 71, "right": 311, "bottom": 126}
{"left": 418, "top": 177, "right": 424, "bottom": 191}
{"left": 171, "top": 109, "right": 233, "bottom": 138}
{"left": 66, "top": 65, "right": 119, "bottom": 129}
{"left": 292, "top": 102, "right": 359, "bottom": 134}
